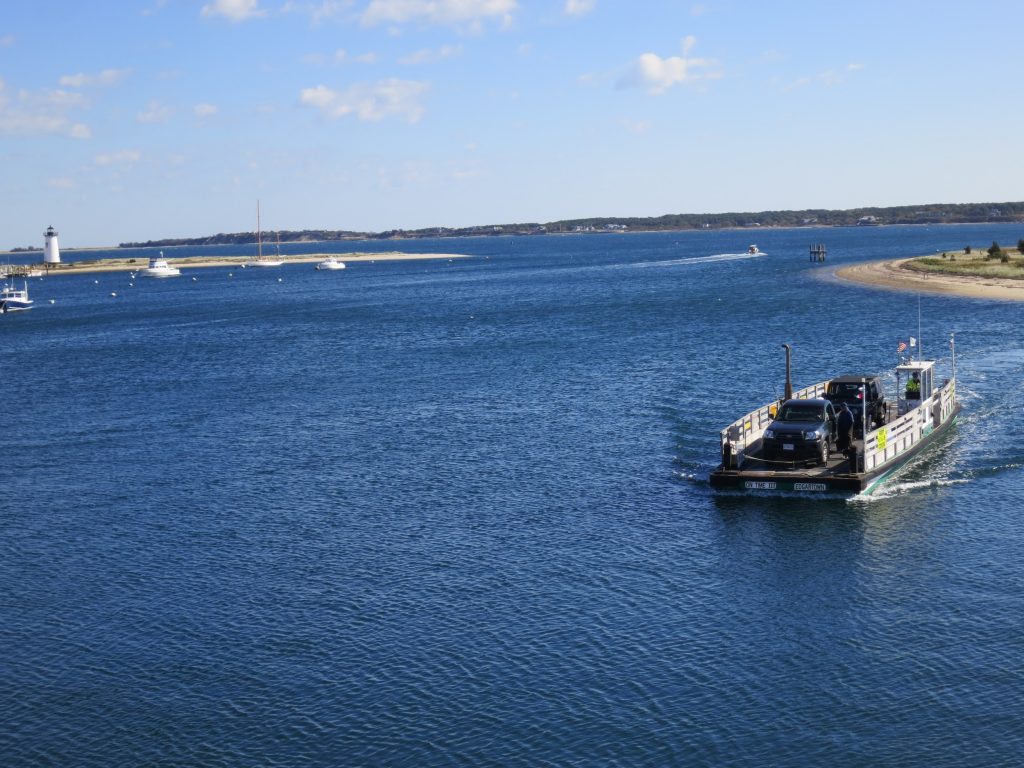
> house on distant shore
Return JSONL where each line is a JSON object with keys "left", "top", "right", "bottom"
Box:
{"left": 857, "top": 215, "right": 880, "bottom": 226}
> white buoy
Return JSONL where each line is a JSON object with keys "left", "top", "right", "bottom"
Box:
{"left": 110, "top": 292, "right": 117, "bottom": 297}
{"left": 277, "top": 277, "right": 283, "bottom": 282}
{"left": 44, "top": 225, "right": 61, "bottom": 264}
{"left": 192, "top": 276, "right": 197, "bottom": 281}
{"left": 94, "top": 280, "right": 99, "bottom": 284}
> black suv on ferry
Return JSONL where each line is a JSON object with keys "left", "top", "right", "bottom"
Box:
{"left": 761, "top": 398, "right": 836, "bottom": 466}
{"left": 824, "top": 375, "right": 886, "bottom": 436}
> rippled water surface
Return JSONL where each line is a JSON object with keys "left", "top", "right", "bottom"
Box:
{"left": 3, "top": 225, "right": 1024, "bottom": 766}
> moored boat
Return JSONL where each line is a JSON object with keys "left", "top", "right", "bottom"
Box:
{"left": 0, "top": 280, "right": 34, "bottom": 311}
{"left": 244, "top": 202, "right": 283, "bottom": 267}
{"left": 139, "top": 253, "right": 182, "bottom": 278}
{"left": 709, "top": 336, "right": 960, "bottom": 495}
{"left": 315, "top": 258, "right": 346, "bottom": 271}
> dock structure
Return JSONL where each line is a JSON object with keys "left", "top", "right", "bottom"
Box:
{"left": 810, "top": 243, "right": 826, "bottom": 262}
{"left": 1, "top": 265, "right": 43, "bottom": 279}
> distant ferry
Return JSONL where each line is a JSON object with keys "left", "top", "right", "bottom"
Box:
{"left": 139, "top": 254, "right": 182, "bottom": 278}
{"left": 0, "top": 280, "right": 34, "bottom": 312}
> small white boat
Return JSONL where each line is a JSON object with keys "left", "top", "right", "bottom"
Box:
{"left": 0, "top": 280, "right": 34, "bottom": 312}
{"left": 316, "top": 258, "right": 346, "bottom": 271}
{"left": 244, "top": 203, "right": 283, "bottom": 267}
{"left": 139, "top": 253, "right": 182, "bottom": 278}
{"left": 747, "top": 244, "right": 761, "bottom": 255}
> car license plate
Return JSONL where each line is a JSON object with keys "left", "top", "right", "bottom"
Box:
{"left": 783, "top": 443, "right": 795, "bottom": 451}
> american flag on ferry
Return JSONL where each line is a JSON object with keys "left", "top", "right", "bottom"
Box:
{"left": 897, "top": 340, "right": 908, "bottom": 353}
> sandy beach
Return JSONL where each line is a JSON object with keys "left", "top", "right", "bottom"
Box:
{"left": 3, "top": 252, "right": 469, "bottom": 277}
{"left": 836, "top": 258, "right": 1024, "bottom": 301}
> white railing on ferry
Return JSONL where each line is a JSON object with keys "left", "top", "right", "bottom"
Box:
{"left": 862, "top": 380, "right": 956, "bottom": 471}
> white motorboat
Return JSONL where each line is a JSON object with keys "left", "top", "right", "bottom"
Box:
{"left": 747, "top": 244, "right": 761, "bottom": 255}
{"left": 0, "top": 280, "right": 34, "bottom": 311}
{"left": 244, "top": 203, "right": 283, "bottom": 267}
{"left": 139, "top": 253, "right": 182, "bottom": 278}
{"left": 315, "top": 258, "right": 346, "bottom": 271}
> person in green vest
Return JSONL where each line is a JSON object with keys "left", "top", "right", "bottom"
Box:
{"left": 906, "top": 372, "right": 921, "bottom": 400}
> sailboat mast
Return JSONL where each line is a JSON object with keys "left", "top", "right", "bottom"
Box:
{"left": 257, "top": 200, "right": 263, "bottom": 260}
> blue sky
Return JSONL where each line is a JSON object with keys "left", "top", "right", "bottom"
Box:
{"left": 2, "top": 1, "right": 1022, "bottom": 248}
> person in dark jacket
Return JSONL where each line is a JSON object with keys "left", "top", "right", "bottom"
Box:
{"left": 836, "top": 402, "right": 855, "bottom": 454}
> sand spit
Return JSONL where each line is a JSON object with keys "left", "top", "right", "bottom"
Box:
{"left": 836, "top": 258, "right": 1024, "bottom": 302}
{"left": 7, "top": 252, "right": 469, "bottom": 277}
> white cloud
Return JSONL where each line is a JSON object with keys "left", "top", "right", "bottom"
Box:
{"left": 137, "top": 101, "right": 172, "bottom": 123}
{"left": 620, "top": 118, "right": 650, "bottom": 134}
{"left": 282, "top": 0, "right": 353, "bottom": 23}
{"left": 194, "top": 102, "right": 218, "bottom": 118}
{"left": 564, "top": 0, "right": 594, "bottom": 17}
{"left": 300, "top": 79, "right": 429, "bottom": 122}
{"left": 310, "top": 0, "right": 353, "bottom": 23}
{"left": 94, "top": 149, "right": 142, "bottom": 167}
{"left": 142, "top": 0, "right": 170, "bottom": 16}
{"left": 201, "top": 0, "right": 267, "bottom": 21}
{"left": 361, "top": 0, "right": 516, "bottom": 27}
{"left": 328, "top": 49, "right": 376, "bottom": 63}
{"left": 782, "top": 64, "right": 863, "bottom": 92}
{"left": 818, "top": 70, "right": 841, "bottom": 87}
{"left": 618, "top": 36, "right": 718, "bottom": 94}
{"left": 398, "top": 45, "right": 461, "bottom": 65}
{"left": 59, "top": 68, "right": 131, "bottom": 88}
{"left": 0, "top": 79, "right": 92, "bottom": 138}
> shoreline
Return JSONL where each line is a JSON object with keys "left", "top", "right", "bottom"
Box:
{"left": 4, "top": 252, "right": 469, "bottom": 277}
{"left": 836, "top": 258, "right": 1024, "bottom": 301}
{"left": 6, "top": 219, "right": 1024, "bottom": 255}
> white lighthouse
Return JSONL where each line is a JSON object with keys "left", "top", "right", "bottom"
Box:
{"left": 44, "top": 225, "right": 61, "bottom": 264}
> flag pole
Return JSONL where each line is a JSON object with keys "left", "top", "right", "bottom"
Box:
{"left": 921, "top": 296, "right": 929, "bottom": 364}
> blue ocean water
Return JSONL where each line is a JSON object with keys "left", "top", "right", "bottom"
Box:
{"left": 3, "top": 225, "right": 1023, "bottom": 766}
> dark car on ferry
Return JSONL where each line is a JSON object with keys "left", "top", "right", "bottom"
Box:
{"left": 824, "top": 375, "right": 886, "bottom": 436}
{"left": 761, "top": 398, "right": 836, "bottom": 466}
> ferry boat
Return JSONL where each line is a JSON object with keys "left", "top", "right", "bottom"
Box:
{"left": 0, "top": 280, "right": 34, "bottom": 312}
{"left": 139, "top": 253, "right": 182, "bottom": 278}
{"left": 315, "top": 257, "right": 346, "bottom": 271}
{"left": 709, "top": 337, "right": 960, "bottom": 495}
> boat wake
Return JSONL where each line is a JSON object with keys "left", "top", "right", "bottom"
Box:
{"left": 854, "top": 476, "right": 970, "bottom": 502}
{"left": 629, "top": 252, "right": 766, "bottom": 269}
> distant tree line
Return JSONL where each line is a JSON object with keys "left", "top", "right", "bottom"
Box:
{"left": 118, "top": 201, "right": 1024, "bottom": 247}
